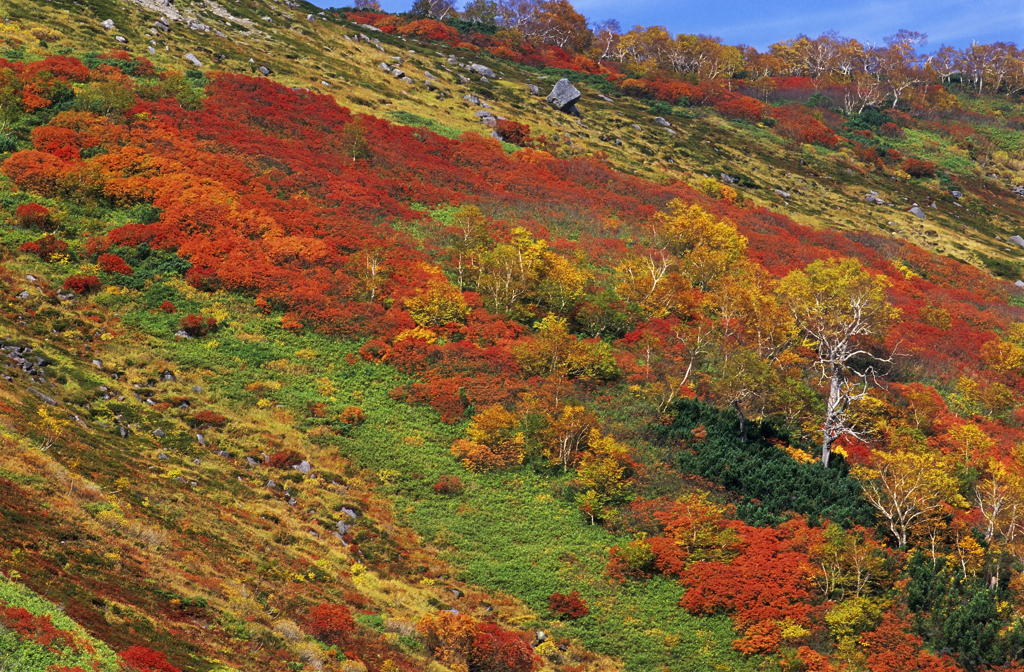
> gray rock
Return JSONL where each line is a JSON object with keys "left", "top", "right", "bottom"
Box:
{"left": 424, "top": 71, "right": 437, "bottom": 80}
{"left": 196, "top": 433, "right": 205, "bottom": 446}
{"left": 247, "top": 456, "right": 258, "bottom": 467}
{"left": 359, "top": 23, "right": 383, "bottom": 32}
{"left": 1010, "top": 235, "right": 1024, "bottom": 249}
{"left": 153, "top": 429, "right": 165, "bottom": 438}
{"left": 336, "top": 520, "right": 350, "bottom": 534}
{"left": 720, "top": 173, "right": 737, "bottom": 184}
{"left": 192, "top": 386, "right": 202, "bottom": 393}
{"left": 463, "top": 94, "right": 480, "bottom": 105}
{"left": 378, "top": 62, "right": 391, "bottom": 72}
{"left": 653, "top": 117, "right": 671, "bottom": 127}
{"left": 536, "top": 630, "right": 547, "bottom": 642}
{"left": 597, "top": 94, "right": 614, "bottom": 102}
{"left": 307, "top": 13, "right": 315, "bottom": 20}
{"left": 340, "top": 507, "right": 358, "bottom": 519}
{"left": 115, "top": 36, "right": 127, "bottom": 43}
{"left": 774, "top": 189, "right": 791, "bottom": 199}
{"left": 866, "top": 195, "right": 886, "bottom": 205}
{"left": 951, "top": 190, "right": 963, "bottom": 198}
{"left": 261, "top": 452, "right": 270, "bottom": 463}
{"left": 632, "top": 124, "right": 642, "bottom": 132}
{"left": 174, "top": 330, "right": 191, "bottom": 339}
{"left": 333, "top": 531, "right": 348, "bottom": 544}
{"left": 402, "top": 77, "right": 414, "bottom": 85}
{"left": 1016, "top": 280, "right": 1024, "bottom": 288}
{"left": 424, "top": 79, "right": 439, "bottom": 91}
{"left": 267, "top": 479, "right": 277, "bottom": 488}
{"left": 459, "top": 74, "right": 470, "bottom": 85}
{"left": 909, "top": 206, "right": 927, "bottom": 219}
{"left": 27, "top": 388, "right": 57, "bottom": 405}
{"left": 118, "top": 425, "right": 130, "bottom": 439}
{"left": 217, "top": 450, "right": 230, "bottom": 458}
{"left": 175, "top": 476, "right": 186, "bottom": 484}
{"left": 391, "top": 69, "right": 405, "bottom": 78}
{"left": 92, "top": 360, "right": 103, "bottom": 369}
{"left": 614, "top": 138, "right": 622, "bottom": 146}
{"left": 26, "top": 274, "right": 37, "bottom": 282}
{"left": 162, "top": 370, "right": 176, "bottom": 382}
{"left": 288, "top": 497, "right": 297, "bottom": 506}
{"left": 184, "top": 53, "right": 203, "bottom": 68}
{"left": 294, "top": 460, "right": 311, "bottom": 474}
{"left": 546, "top": 79, "right": 581, "bottom": 112}
{"left": 470, "top": 63, "right": 495, "bottom": 78}
{"left": 480, "top": 76, "right": 490, "bottom": 83}
{"left": 100, "top": 19, "right": 115, "bottom": 29}
{"left": 526, "top": 84, "right": 540, "bottom": 95}
{"left": 261, "top": 16, "right": 273, "bottom": 22}
{"left": 214, "top": 29, "right": 226, "bottom": 38}
{"left": 158, "top": 452, "right": 169, "bottom": 460}
{"left": 193, "top": 458, "right": 201, "bottom": 465}
{"left": 258, "top": 66, "right": 271, "bottom": 76}
{"left": 389, "top": 56, "right": 403, "bottom": 64}
{"left": 16, "top": 291, "right": 29, "bottom": 300}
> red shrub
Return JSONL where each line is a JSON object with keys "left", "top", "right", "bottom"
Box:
{"left": 159, "top": 300, "right": 177, "bottom": 313}
{"left": 339, "top": 407, "right": 365, "bottom": 425}
{"left": 713, "top": 92, "right": 765, "bottom": 122}
{"left": 433, "top": 474, "right": 464, "bottom": 495}
{"left": 19, "top": 234, "right": 68, "bottom": 262}
{"left": 307, "top": 603, "right": 355, "bottom": 644}
{"left": 548, "top": 590, "right": 589, "bottom": 619}
{"left": 179, "top": 314, "right": 217, "bottom": 337}
{"left": 268, "top": 450, "right": 303, "bottom": 469}
{"left": 494, "top": 120, "right": 531, "bottom": 146}
{"left": 190, "top": 410, "right": 227, "bottom": 428}
{"left": 771, "top": 105, "right": 838, "bottom": 147}
{"left": 15, "top": 203, "right": 51, "bottom": 228}
{"left": 470, "top": 622, "right": 540, "bottom": 672}
{"left": 397, "top": 19, "right": 459, "bottom": 43}
{"left": 901, "top": 158, "right": 935, "bottom": 177}
{"left": 118, "top": 646, "right": 182, "bottom": 672}
{"left": 62, "top": 274, "right": 100, "bottom": 294}
{"left": 98, "top": 253, "right": 132, "bottom": 275}
{"left": 878, "top": 122, "right": 903, "bottom": 138}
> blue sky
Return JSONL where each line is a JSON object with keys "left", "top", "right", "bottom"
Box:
{"left": 313, "top": 0, "right": 1024, "bottom": 51}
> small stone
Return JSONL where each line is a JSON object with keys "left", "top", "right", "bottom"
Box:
{"left": 526, "top": 84, "right": 540, "bottom": 96}
{"left": 115, "top": 36, "right": 127, "bottom": 43}
{"left": 459, "top": 74, "right": 470, "bottom": 85}
{"left": 217, "top": 450, "right": 230, "bottom": 458}
{"left": 258, "top": 66, "right": 271, "bottom": 76}
{"left": 908, "top": 206, "right": 927, "bottom": 219}
{"left": 100, "top": 19, "right": 115, "bottom": 29}
{"left": 340, "top": 507, "right": 358, "bottom": 519}
{"left": 16, "top": 291, "right": 29, "bottom": 300}
{"left": 93, "top": 359, "right": 103, "bottom": 369}
{"left": 463, "top": 94, "right": 481, "bottom": 105}
{"left": 153, "top": 429, "right": 165, "bottom": 438}
{"left": 267, "top": 479, "right": 277, "bottom": 488}
{"left": 288, "top": 497, "right": 297, "bottom": 506}
{"left": 653, "top": 117, "right": 671, "bottom": 127}
{"left": 193, "top": 459, "right": 201, "bottom": 465}
{"left": 175, "top": 476, "right": 186, "bottom": 484}
{"left": 26, "top": 274, "right": 37, "bottom": 282}
{"left": 392, "top": 69, "right": 405, "bottom": 78}
{"left": 158, "top": 452, "right": 169, "bottom": 460}
{"left": 196, "top": 433, "right": 205, "bottom": 446}
{"left": 174, "top": 330, "right": 191, "bottom": 339}
{"left": 184, "top": 52, "right": 203, "bottom": 68}
{"left": 773, "top": 189, "right": 791, "bottom": 199}
{"left": 378, "top": 62, "right": 391, "bottom": 72}
{"left": 247, "top": 456, "right": 258, "bottom": 467}
{"left": 192, "top": 386, "right": 202, "bottom": 393}
{"left": 293, "top": 460, "right": 311, "bottom": 474}
{"left": 1009, "top": 235, "right": 1024, "bottom": 249}
{"left": 402, "top": 77, "right": 414, "bottom": 85}
{"left": 27, "top": 388, "right": 57, "bottom": 406}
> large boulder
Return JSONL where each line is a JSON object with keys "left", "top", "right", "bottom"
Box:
{"left": 470, "top": 63, "right": 495, "bottom": 78}
{"left": 908, "top": 206, "right": 927, "bottom": 220}
{"left": 546, "top": 79, "right": 581, "bottom": 112}
{"left": 1009, "top": 235, "right": 1024, "bottom": 249}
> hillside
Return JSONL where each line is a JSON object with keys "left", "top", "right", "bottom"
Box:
{"left": 3, "top": 2, "right": 1024, "bottom": 672}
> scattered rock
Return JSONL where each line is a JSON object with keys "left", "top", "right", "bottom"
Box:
{"left": 653, "top": 117, "right": 671, "bottom": 127}
{"left": 632, "top": 124, "right": 642, "bottom": 132}
{"left": 293, "top": 460, "right": 311, "bottom": 474}
{"left": 92, "top": 359, "right": 103, "bottom": 369}
{"left": 307, "top": 13, "right": 315, "bottom": 20}
{"left": 614, "top": 138, "right": 622, "bottom": 146}
{"left": 463, "top": 94, "right": 481, "bottom": 105}
{"left": 175, "top": 476, "right": 187, "bottom": 484}
{"left": 258, "top": 66, "right": 271, "bottom": 76}
{"left": 100, "top": 19, "right": 115, "bottom": 30}
{"left": 469, "top": 63, "right": 495, "bottom": 78}
{"left": 866, "top": 194, "right": 886, "bottom": 205}
{"left": 459, "top": 74, "right": 470, "bottom": 85}
{"left": 908, "top": 206, "right": 927, "bottom": 219}
{"left": 28, "top": 388, "right": 57, "bottom": 405}
{"left": 115, "top": 36, "right": 127, "bottom": 43}
{"left": 162, "top": 370, "right": 176, "bottom": 382}
{"left": 720, "top": 173, "right": 737, "bottom": 184}
{"left": 1015, "top": 280, "right": 1024, "bottom": 288}
{"left": 247, "top": 456, "right": 259, "bottom": 467}
{"left": 402, "top": 76, "right": 414, "bottom": 85}
{"left": 1009, "top": 235, "right": 1024, "bottom": 249}
{"left": 545, "top": 79, "right": 581, "bottom": 113}
{"left": 217, "top": 450, "right": 230, "bottom": 458}
{"left": 340, "top": 507, "right": 358, "bottom": 519}
{"left": 267, "top": 479, "right": 277, "bottom": 488}
{"left": 184, "top": 53, "right": 203, "bottom": 68}
{"left": 192, "top": 386, "right": 202, "bottom": 393}
{"left": 526, "top": 84, "right": 540, "bottom": 95}
{"left": 158, "top": 453, "right": 169, "bottom": 460}
{"left": 288, "top": 497, "right": 297, "bottom": 506}
{"left": 153, "top": 429, "right": 165, "bottom": 438}
{"left": 26, "top": 274, "right": 37, "bottom": 282}
{"left": 773, "top": 189, "right": 791, "bottom": 199}
{"left": 951, "top": 190, "right": 963, "bottom": 198}
{"left": 196, "top": 433, "right": 205, "bottom": 446}
{"left": 261, "top": 16, "right": 273, "bottom": 22}
{"left": 378, "top": 62, "right": 391, "bottom": 72}
{"left": 392, "top": 69, "right": 405, "bottom": 78}
{"left": 16, "top": 291, "right": 29, "bottom": 300}
{"left": 174, "top": 330, "right": 192, "bottom": 339}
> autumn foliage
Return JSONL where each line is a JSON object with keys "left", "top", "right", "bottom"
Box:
{"left": 62, "top": 274, "right": 100, "bottom": 294}
{"left": 306, "top": 603, "right": 355, "bottom": 644}
{"left": 117, "top": 646, "right": 182, "bottom": 672}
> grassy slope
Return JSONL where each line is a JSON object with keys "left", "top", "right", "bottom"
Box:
{"left": 5, "top": 0, "right": 1024, "bottom": 278}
